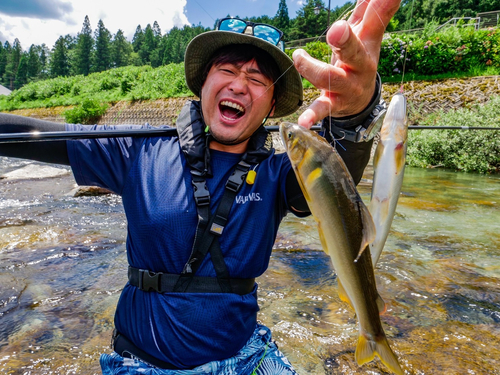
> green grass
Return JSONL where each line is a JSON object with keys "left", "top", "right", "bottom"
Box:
{"left": 0, "top": 64, "right": 191, "bottom": 112}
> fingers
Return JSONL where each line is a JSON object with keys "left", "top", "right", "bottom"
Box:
{"left": 352, "top": 0, "right": 402, "bottom": 39}
{"left": 348, "top": 0, "right": 369, "bottom": 26}
{"left": 293, "top": 0, "right": 402, "bottom": 127}
{"left": 297, "top": 94, "right": 334, "bottom": 129}
{"left": 292, "top": 48, "right": 346, "bottom": 92}
{"left": 326, "top": 20, "right": 370, "bottom": 72}
{"left": 293, "top": 22, "right": 376, "bottom": 90}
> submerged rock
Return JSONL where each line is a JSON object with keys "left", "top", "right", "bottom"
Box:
{"left": 70, "top": 186, "right": 114, "bottom": 197}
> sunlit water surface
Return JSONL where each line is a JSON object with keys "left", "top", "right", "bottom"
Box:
{"left": 0, "top": 156, "right": 499, "bottom": 374}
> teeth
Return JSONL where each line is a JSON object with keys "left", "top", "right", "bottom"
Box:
{"left": 220, "top": 101, "right": 245, "bottom": 114}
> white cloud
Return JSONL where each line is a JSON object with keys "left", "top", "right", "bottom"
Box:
{"left": 0, "top": 0, "right": 189, "bottom": 49}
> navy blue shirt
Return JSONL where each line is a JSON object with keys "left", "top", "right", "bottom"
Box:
{"left": 67, "top": 124, "right": 293, "bottom": 367}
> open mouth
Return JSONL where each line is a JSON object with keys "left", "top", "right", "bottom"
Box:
{"left": 219, "top": 100, "right": 245, "bottom": 121}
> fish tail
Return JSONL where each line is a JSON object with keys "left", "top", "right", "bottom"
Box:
{"left": 356, "top": 334, "right": 404, "bottom": 375}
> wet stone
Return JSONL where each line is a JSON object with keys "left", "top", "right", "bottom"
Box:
{"left": 0, "top": 164, "right": 70, "bottom": 180}
{"left": 70, "top": 186, "right": 114, "bottom": 197}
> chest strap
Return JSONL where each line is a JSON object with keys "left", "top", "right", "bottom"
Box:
{"left": 128, "top": 266, "right": 255, "bottom": 295}
{"left": 173, "top": 160, "right": 251, "bottom": 294}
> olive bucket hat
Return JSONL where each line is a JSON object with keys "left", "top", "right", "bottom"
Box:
{"left": 184, "top": 30, "right": 303, "bottom": 118}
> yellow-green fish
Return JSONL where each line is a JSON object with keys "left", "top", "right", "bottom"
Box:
{"left": 280, "top": 122, "right": 403, "bottom": 375}
{"left": 369, "top": 93, "right": 408, "bottom": 266}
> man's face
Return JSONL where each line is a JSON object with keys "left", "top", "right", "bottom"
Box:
{"left": 200, "top": 59, "right": 275, "bottom": 150}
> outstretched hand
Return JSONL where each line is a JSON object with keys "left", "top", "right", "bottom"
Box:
{"left": 292, "top": 0, "right": 401, "bottom": 128}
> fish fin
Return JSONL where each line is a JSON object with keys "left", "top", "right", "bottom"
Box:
{"left": 337, "top": 278, "right": 354, "bottom": 310}
{"left": 355, "top": 334, "right": 404, "bottom": 375}
{"left": 355, "top": 201, "right": 376, "bottom": 262}
{"left": 355, "top": 334, "right": 376, "bottom": 366}
{"left": 377, "top": 294, "right": 387, "bottom": 315}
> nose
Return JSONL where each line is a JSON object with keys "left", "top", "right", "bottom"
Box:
{"left": 227, "top": 73, "right": 249, "bottom": 95}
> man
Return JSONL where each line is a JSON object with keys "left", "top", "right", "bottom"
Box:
{"left": 0, "top": 0, "right": 400, "bottom": 373}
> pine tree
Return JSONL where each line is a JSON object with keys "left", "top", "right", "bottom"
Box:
{"left": 27, "top": 44, "right": 41, "bottom": 80}
{"left": 50, "top": 36, "right": 70, "bottom": 77}
{"left": 92, "top": 19, "right": 112, "bottom": 72}
{"left": 74, "top": 15, "right": 94, "bottom": 75}
{"left": 132, "top": 25, "right": 144, "bottom": 53}
{"left": 274, "top": 0, "right": 290, "bottom": 34}
{"left": 1, "top": 42, "right": 11, "bottom": 86}
{"left": 4, "top": 39, "right": 22, "bottom": 90}
{"left": 111, "top": 29, "right": 132, "bottom": 67}
{"left": 153, "top": 21, "right": 162, "bottom": 38}
{"left": 39, "top": 44, "right": 49, "bottom": 79}
{"left": 14, "top": 54, "right": 28, "bottom": 88}
{"left": 289, "top": 0, "right": 328, "bottom": 40}
{"left": 139, "top": 24, "right": 156, "bottom": 64}
{"left": 0, "top": 44, "right": 6, "bottom": 84}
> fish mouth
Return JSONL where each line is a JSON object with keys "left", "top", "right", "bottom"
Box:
{"left": 219, "top": 100, "right": 246, "bottom": 121}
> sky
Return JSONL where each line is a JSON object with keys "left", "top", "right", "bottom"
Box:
{"left": 0, "top": 0, "right": 347, "bottom": 50}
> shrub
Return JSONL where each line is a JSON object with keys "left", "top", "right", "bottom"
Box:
{"left": 407, "top": 96, "right": 500, "bottom": 173}
{"left": 63, "top": 99, "right": 108, "bottom": 124}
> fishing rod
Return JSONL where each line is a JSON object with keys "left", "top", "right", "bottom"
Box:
{"left": 0, "top": 125, "right": 498, "bottom": 144}
{"left": 0, "top": 125, "right": 323, "bottom": 144}
{"left": 408, "top": 125, "right": 500, "bottom": 130}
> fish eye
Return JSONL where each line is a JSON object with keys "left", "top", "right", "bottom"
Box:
{"left": 287, "top": 131, "right": 293, "bottom": 139}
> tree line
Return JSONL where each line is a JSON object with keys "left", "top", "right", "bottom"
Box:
{"left": 1, "top": 0, "right": 499, "bottom": 91}
{"left": 0, "top": 15, "right": 209, "bottom": 91}
{"left": 394, "top": 0, "right": 500, "bottom": 31}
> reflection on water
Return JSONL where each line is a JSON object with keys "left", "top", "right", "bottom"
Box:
{"left": 0, "top": 157, "right": 499, "bottom": 374}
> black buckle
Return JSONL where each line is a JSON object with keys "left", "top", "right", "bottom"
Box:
{"left": 139, "top": 269, "right": 161, "bottom": 292}
{"left": 226, "top": 161, "right": 250, "bottom": 192}
{"left": 192, "top": 179, "right": 210, "bottom": 206}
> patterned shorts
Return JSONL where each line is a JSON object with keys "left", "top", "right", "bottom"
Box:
{"left": 100, "top": 324, "right": 298, "bottom": 375}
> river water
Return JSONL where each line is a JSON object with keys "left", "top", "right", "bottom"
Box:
{"left": 0, "top": 156, "right": 499, "bottom": 374}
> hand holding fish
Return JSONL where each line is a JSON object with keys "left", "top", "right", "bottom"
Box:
{"left": 292, "top": 0, "right": 401, "bottom": 129}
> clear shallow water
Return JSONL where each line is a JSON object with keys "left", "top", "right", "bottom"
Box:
{"left": 0, "top": 157, "right": 499, "bottom": 374}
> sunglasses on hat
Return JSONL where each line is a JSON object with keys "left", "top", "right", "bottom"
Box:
{"left": 215, "top": 17, "right": 285, "bottom": 51}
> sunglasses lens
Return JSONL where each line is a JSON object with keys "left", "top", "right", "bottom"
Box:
{"left": 219, "top": 19, "right": 247, "bottom": 33}
{"left": 254, "top": 25, "right": 281, "bottom": 45}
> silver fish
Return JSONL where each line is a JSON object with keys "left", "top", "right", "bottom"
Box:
{"left": 280, "top": 122, "right": 403, "bottom": 375}
{"left": 369, "top": 93, "right": 408, "bottom": 266}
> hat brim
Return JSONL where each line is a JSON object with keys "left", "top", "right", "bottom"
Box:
{"left": 184, "top": 31, "right": 303, "bottom": 118}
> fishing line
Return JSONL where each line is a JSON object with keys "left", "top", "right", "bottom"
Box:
{"left": 400, "top": 0, "right": 416, "bottom": 92}
{"left": 191, "top": 0, "right": 216, "bottom": 24}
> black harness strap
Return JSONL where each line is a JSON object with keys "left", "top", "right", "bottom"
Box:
{"left": 128, "top": 267, "right": 255, "bottom": 295}
{"left": 113, "top": 330, "right": 181, "bottom": 369}
{"left": 174, "top": 160, "right": 251, "bottom": 293}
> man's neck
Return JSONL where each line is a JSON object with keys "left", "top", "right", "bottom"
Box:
{"left": 209, "top": 139, "right": 248, "bottom": 154}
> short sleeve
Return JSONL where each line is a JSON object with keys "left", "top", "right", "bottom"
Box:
{"left": 66, "top": 124, "right": 152, "bottom": 195}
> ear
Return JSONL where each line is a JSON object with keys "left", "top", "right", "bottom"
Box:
{"left": 269, "top": 99, "right": 276, "bottom": 117}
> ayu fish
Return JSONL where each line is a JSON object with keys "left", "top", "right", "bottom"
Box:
{"left": 280, "top": 122, "right": 403, "bottom": 375}
{"left": 369, "top": 93, "right": 408, "bottom": 266}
